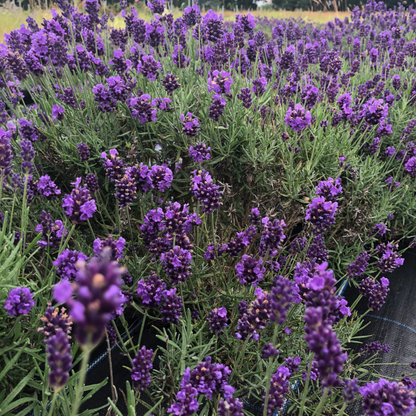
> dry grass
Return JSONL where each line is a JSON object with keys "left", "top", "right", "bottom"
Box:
{"left": 0, "top": 4, "right": 348, "bottom": 43}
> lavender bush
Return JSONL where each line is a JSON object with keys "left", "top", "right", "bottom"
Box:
{"left": 1, "top": 0, "right": 416, "bottom": 415}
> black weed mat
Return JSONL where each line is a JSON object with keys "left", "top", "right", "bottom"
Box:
{"left": 79, "top": 249, "right": 416, "bottom": 415}
{"left": 343, "top": 248, "right": 416, "bottom": 416}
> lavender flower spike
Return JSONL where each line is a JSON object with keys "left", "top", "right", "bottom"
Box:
{"left": 53, "top": 248, "right": 125, "bottom": 346}
{"left": 46, "top": 328, "right": 72, "bottom": 391}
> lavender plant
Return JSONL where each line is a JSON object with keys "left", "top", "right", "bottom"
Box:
{"left": 1, "top": 0, "right": 416, "bottom": 415}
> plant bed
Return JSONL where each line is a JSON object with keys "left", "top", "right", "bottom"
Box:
{"left": 2, "top": 0, "right": 416, "bottom": 415}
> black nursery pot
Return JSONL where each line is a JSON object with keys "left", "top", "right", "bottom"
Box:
{"left": 344, "top": 248, "right": 416, "bottom": 416}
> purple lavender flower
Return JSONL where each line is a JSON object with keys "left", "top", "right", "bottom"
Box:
{"left": 207, "top": 306, "right": 228, "bottom": 334}
{"left": 20, "top": 139, "right": 35, "bottom": 175}
{"left": 85, "top": 173, "right": 99, "bottom": 192}
{"left": 161, "top": 246, "right": 192, "bottom": 285}
{"left": 202, "top": 10, "right": 224, "bottom": 43}
{"left": 19, "top": 119, "right": 39, "bottom": 142}
{"left": 190, "top": 169, "right": 222, "bottom": 214}
{"left": 249, "top": 207, "right": 260, "bottom": 225}
{"left": 189, "top": 143, "right": 211, "bottom": 163}
{"left": 346, "top": 252, "right": 370, "bottom": 279}
{"left": 376, "top": 243, "right": 404, "bottom": 273}
{"left": 37, "top": 175, "right": 61, "bottom": 200}
{"left": 285, "top": 356, "right": 301, "bottom": 376}
{"left": 77, "top": 143, "right": 90, "bottom": 162}
{"left": 207, "top": 70, "right": 233, "bottom": 96}
{"left": 161, "top": 73, "right": 180, "bottom": 95}
{"left": 93, "top": 236, "right": 126, "bottom": 261}
{"left": 359, "top": 276, "right": 390, "bottom": 311}
{"left": 168, "top": 385, "right": 199, "bottom": 416}
{"left": 343, "top": 379, "right": 359, "bottom": 403}
{"left": 0, "top": 129, "right": 13, "bottom": 182}
{"left": 209, "top": 94, "right": 226, "bottom": 122}
{"left": 302, "top": 360, "right": 319, "bottom": 382}
{"left": 405, "top": 157, "right": 416, "bottom": 177}
{"left": 183, "top": 4, "right": 201, "bottom": 27}
{"left": 137, "top": 272, "right": 166, "bottom": 307}
{"left": 360, "top": 378, "right": 415, "bottom": 416}
{"left": 147, "top": 0, "right": 165, "bottom": 14}
{"left": 52, "top": 105, "right": 64, "bottom": 121}
{"left": 261, "top": 343, "right": 279, "bottom": 359}
{"left": 115, "top": 169, "right": 137, "bottom": 208}
{"left": 53, "top": 249, "right": 88, "bottom": 281}
{"left": 252, "top": 77, "right": 267, "bottom": 97}
{"left": 285, "top": 104, "right": 312, "bottom": 132}
{"left": 137, "top": 55, "right": 162, "bottom": 81}
{"left": 149, "top": 164, "right": 173, "bottom": 192}
{"left": 237, "top": 88, "right": 252, "bottom": 109}
{"left": 246, "top": 287, "right": 272, "bottom": 331}
{"left": 373, "top": 223, "right": 387, "bottom": 236}
{"left": 270, "top": 275, "right": 295, "bottom": 325}
{"left": 161, "top": 288, "right": 182, "bottom": 324}
{"left": 259, "top": 217, "right": 286, "bottom": 257}
{"left": 289, "top": 237, "right": 308, "bottom": 255}
{"left": 235, "top": 255, "right": 265, "bottom": 286}
{"left": 126, "top": 94, "right": 157, "bottom": 124}
{"left": 101, "top": 149, "right": 125, "bottom": 182}
{"left": 361, "top": 98, "right": 389, "bottom": 126}
{"left": 218, "top": 396, "right": 243, "bottom": 416}
{"left": 305, "top": 196, "right": 338, "bottom": 234}
{"left": 131, "top": 346, "right": 153, "bottom": 391}
{"left": 92, "top": 84, "right": 116, "bottom": 113}
{"left": 360, "top": 341, "right": 391, "bottom": 356}
{"left": 4, "top": 287, "right": 35, "bottom": 316}
{"left": 315, "top": 178, "right": 342, "bottom": 202}
{"left": 62, "top": 178, "right": 97, "bottom": 224}
{"left": 53, "top": 249, "right": 125, "bottom": 345}
{"left": 46, "top": 328, "right": 72, "bottom": 390}
{"left": 263, "top": 366, "right": 290, "bottom": 415}
{"left": 385, "top": 146, "right": 395, "bottom": 157}
{"left": 221, "top": 225, "right": 257, "bottom": 257}
{"left": 184, "top": 356, "right": 231, "bottom": 399}
{"left": 35, "top": 211, "right": 67, "bottom": 249}
{"left": 236, "top": 13, "right": 255, "bottom": 33}
{"left": 304, "top": 306, "right": 347, "bottom": 388}
{"left": 39, "top": 302, "right": 72, "bottom": 340}
{"left": 180, "top": 113, "right": 200, "bottom": 137}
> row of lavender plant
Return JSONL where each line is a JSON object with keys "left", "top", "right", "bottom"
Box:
{"left": 1, "top": 0, "right": 416, "bottom": 414}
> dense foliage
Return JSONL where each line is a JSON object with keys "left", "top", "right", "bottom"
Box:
{"left": 1, "top": 0, "right": 416, "bottom": 415}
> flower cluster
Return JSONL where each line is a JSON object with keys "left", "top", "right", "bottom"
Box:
{"left": 4, "top": 287, "right": 35, "bottom": 316}
{"left": 62, "top": 178, "right": 97, "bottom": 224}
{"left": 53, "top": 249, "right": 125, "bottom": 345}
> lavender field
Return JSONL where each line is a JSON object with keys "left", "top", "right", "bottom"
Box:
{"left": 1, "top": 0, "right": 416, "bottom": 415}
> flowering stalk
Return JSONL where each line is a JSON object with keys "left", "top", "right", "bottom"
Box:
{"left": 71, "top": 346, "right": 92, "bottom": 416}
{"left": 312, "top": 387, "right": 329, "bottom": 416}
{"left": 262, "top": 323, "right": 279, "bottom": 416}
{"left": 299, "top": 355, "right": 314, "bottom": 416}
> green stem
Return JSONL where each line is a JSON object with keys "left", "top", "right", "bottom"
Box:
{"left": 59, "top": 224, "right": 76, "bottom": 253}
{"left": 299, "top": 355, "right": 313, "bottom": 416}
{"left": 70, "top": 346, "right": 92, "bottom": 416}
{"left": 138, "top": 310, "right": 148, "bottom": 350}
{"left": 48, "top": 390, "right": 58, "bottom": 415}
{"left": 313, "top": 388, "right": 329, "bottom": 416}
{"left": 263, "top": 324, "right": 279, "bottom": 416}
{"left": 339, "top": 402, "right": 347, "bottom": 416}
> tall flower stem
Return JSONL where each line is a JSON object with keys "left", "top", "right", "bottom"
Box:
{"left": 313, "top": 387, "right": 329, "bottom": 416}
{"left": 70, "top": 346, "right": 92, "bottom": 416}
{"left": 339, "top": 403, "right": 347, "bottom": 415}
{"left": 48, "top": 390, "right": 58, "bottom": 415}
{"left": 299, "top": 355, "right": 313, "bottom": 416}
{"left": 263, "top": 324, "right": 279, "bottom": 416}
